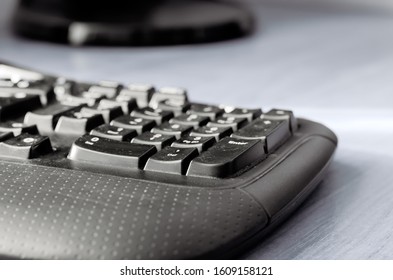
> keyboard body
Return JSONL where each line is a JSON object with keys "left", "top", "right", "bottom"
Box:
{"left": 0, "top": 61, "right": 337, "bottom": 259}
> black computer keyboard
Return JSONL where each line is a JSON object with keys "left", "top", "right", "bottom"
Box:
{"left": 0, "top": 61, "right": 337, "bottom": 259}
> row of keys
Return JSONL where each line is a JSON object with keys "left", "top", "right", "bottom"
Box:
{"left": 67, "top": 135, "right": 265, "bottom": 177}
{"left": 1, "top": 80, "right": 292, "bottom": 139}
{"left": 0, "top": 107, "right": 296, "bottom": 177}
{"left": 66, "top": 109, "right": 296, "bottom": 177}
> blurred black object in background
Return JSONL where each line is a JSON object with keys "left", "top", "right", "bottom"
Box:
{"left": 13, "top": 0, "right": 254, "bottom": 46}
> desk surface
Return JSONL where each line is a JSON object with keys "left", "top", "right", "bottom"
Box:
{"left": 1, "top": 0, "right": 393, "bottom": 260}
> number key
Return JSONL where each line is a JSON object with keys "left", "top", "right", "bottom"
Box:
{"left": 187, "top": 103, "right": 224, "bottom": 120}
{"left": 0, "top": 133, "right": 53, "bottom": 159}
{"left": 110, "top": 116, "right": 155, "bottom": 135}
{"left": 131, "top": 107, "right": 174, "bottom": 125}
{"left": 131, "top": 132, "right": 176, "bottom": 151}
{"left": 151, "top": 122, "right": 193, "bottom": 140}
{"left": 170, "top": 113, "right": 209, "bottom": 129}
{"left": 90, "top": 124, "right": 137, "bottom": 142}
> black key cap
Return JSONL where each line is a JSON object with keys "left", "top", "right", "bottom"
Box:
{"left": 187, "top": 138, "right": 265, "bottom": 178}
{"left": 0, "top": 121, "right": 38, "bottom": 136}
{"left": 172, "top": 135, "right": 216, "bottom": 153}
{"left": 232, "top": 119, "right": 291, "bottom": 153}
{"left": 0, "top": 93, "right": 42, "bottom": 121}
{"left": 110, "top": 116, "right": 155, "bottom": 135}
{"left": 132, "top": 132, "right": 175, "bottom": 151}
{"left": 117, "top": 84, "right": 155, "bottom": 107}
{"left": 54, "top": 77, "right": 77, "bottom": 98}
{"left": 151, "top": 122, "right": 193, "bottom": 140}
{"left": 207, "top": 117, "right": 247, "bottom": 132}
{"left": 262, "top": 109, "right": 298, "bottom": 133}
{"left": 131, "top": 107, "right": 174, "bottom": 125}
{"left": 0, "top": 133, "right": 53, "bottom": 159}
{"left": 97, "top": 80, "right": 123, "bottom": 91}
{"left": 86, "top": 82, "right": 121, "bottom": 99}
{"left": 0, "top": 132, "right": 13, "bottom": 142}
{"left": 60, "top": 95, "right": 97, "bottom": 107}
{"left": 149, "top": 86, "right": 188, "bottom": 108}
{"left": 187, "top": 103, "right": 224, "bottom": 120}
{"left": 189, "top": 126, "right": 232, "bottom": 141}
{"left": 81, "top": 90, "right": 108, "bottom": 101}
{"left": 54, "top": 111, "right": 105, "bottom": 136}
{"left": 98, "top": 99, "right": 137, "bottom": 115}
{"left": 68, "top": 135, "right": 157, "bottom": 169}
{"left": 223, "top": 107, "right": 262, "bottom": 121}
{"left": 169, "top": 113, "right": 209, "bottom": 129}
{"left": 157, "top": 99, "right": 191, "bottom": 116}
{"left": 24, "top": 103, "right": 85, "bottom": 135}
{"left": 80, "top": 105, "right": 123, "bottom": 123}
{"left": 0, "top": 84, "right": 54, "bottom": 106}
{"left": 144, "top": 147, "right": 199, "bottom": 175}
{"left": 90, "top": 124, "right": 137, "bottom": 141}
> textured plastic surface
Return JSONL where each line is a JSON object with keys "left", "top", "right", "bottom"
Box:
{"left": 0, "top": 163, "right": 268, "bottom": 259}
{"left": 0, "top": 119, "right": 337, "bottom": 259}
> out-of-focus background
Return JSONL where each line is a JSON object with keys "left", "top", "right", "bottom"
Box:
{"left": 1, "top": 0, "right": 393, "bottom": 259}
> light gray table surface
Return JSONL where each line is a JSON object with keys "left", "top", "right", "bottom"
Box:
{"left": 1, "top": 0, "right": 393, "bottom": 259}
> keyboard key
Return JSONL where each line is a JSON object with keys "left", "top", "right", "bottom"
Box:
{"left": 0, "top": 63, "right": 45, "bottom": 82}
{"left": 0, "top": 93, "right": 42, "bottom": 121}
{"left": 187, "top": 138, "right": 265, "bottom": 178}
{"left": 131, "top": 108, "right": 174, "bottom": 125}
{"left": 149, "top": 86, "right": 188, "bottom": 108}
{"left": 207, "top": 117, "right": 247, "bottom": 131}
{"left": 97, "top": 80, "right": 123, "bottom": 90}
{"left": 151, "top": 122, "right": 193, "bottom": 140}
{"left": 157, "top": 99, "right": 191, "bottom": 116}
{"left": 144, "top": 147, "right": 199, "bottom": 175}
{"left": 262, "top": 109, "right": 298, "bottom": 133}
{"left": 0, "top": 84, "right": 54, "bottom": 106}
{"left": 24, "top": 103, "right": 85, "bottom": 135}
{"left": 131, "top": 132, "right": 176, "bottom": 151}
{"left": 223, "top": 107, "right": 262, "bottom": 121}
{"left": 0, "top": 121, "right": 38, "bottom": 136}
{"left": 0, "top": 133, "right": 53, "bottom": 159}
{"left": 110, "top": 116, "right": 155, "bottom": 134}
{"left": 0, "top": 132, "right": 13, "bottom": 142}
{"left": 68, "top": 135, "right": 157, "bottom": 169}
{"left": 169, "top": 113, "right": 209, "bottom": 129}
{"left": 172, "top": 135, "right": 216, "bottom": 153}
{"left": 232, "top": 119, "right": 291, "bottom": 153}
{"left": 98, "top": 99, "right": 137, "bottom": 115}
{"left": 54, "top": 111, "right": 105, "bottom": 136}
{"left": 86, "top": 83, "right": 120, "bottom": 99}
{"left": 81, "top": 90, "right": 108, "bottom": 101}
{"left": 187, "top": 103, "right": 224, "bottom": 120}
{"left": 54, "top": 77, "right": 77, "bottom": 98}
{"left": 189, "top": 126, "right": 232, "bottom": 141}
{"left": 60, "top": 95, "right": 97, "bottom": 107}
{"left": 80, "top": 105, "right": 123, "bottom": 123}
{"left": 117, "top": 84, "right": 154, "bottom": 107}
{"left": 90, "top": 124, "right": 137, "bottom": 142}
{"left": 0, "top": 78, "right": 14, "bottom": 87}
